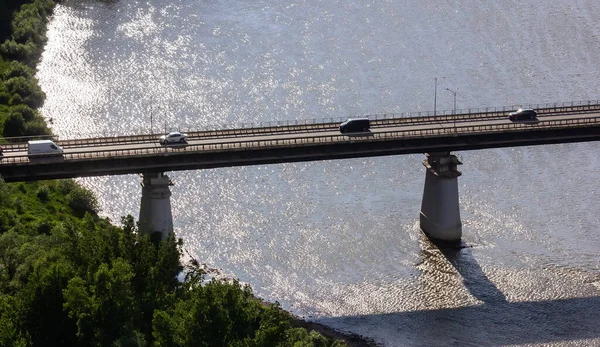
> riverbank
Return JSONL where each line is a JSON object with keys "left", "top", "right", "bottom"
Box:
{"left": 294, "top": 319, "right": 381, "bottom": 347}
{"left": 187, "top": 254, "right": 381, "bottom": 346}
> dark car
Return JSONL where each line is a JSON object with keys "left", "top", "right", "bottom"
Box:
{"left": 339, "top": 118, "right": 370, "bottom": 133}
{"left": 509, "top": 108, "right": 537, "bottom": 121}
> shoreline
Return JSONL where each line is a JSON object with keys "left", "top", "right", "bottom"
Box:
{"left": 186, "top": 253, "right": 381, "bottom": 346}
{"left": 292, "top": 318, "right": 381, "bottom": 347}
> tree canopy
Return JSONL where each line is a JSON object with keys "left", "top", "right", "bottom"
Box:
{"left": 0, "top": 180, "right": 347, "bottom": 346}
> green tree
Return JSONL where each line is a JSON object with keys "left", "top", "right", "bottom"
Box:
{"left": 12, "top": 3, "right": 47, "bottom": 46}
{"left": 152, "top": 278, "right": 290, "bottom": 347}
{"left": 63, "top": 259, "right": 138, "bottom": 346}
{"left": 0, "top": 210, "right": 17, "bottom": 234}
{"left": 10, "top": 104, "right": 37, "bottom": 122}
{"left": 3, "top": 112, "right": 26, "bottom": 137}
{"left": 0, "top": 39, "right": 37, "bottom": 65}
{"left": 57, "top": 179, "right": 77, "bottom": 194}
{"left": 35, "top": 185, "right": 50, "bottom": 202}
{"left": 19, "top": 258, "right": 77, "bottom": 346}
{"left": 0, "top": 294, "right": 31, "bottom": 347}
{"left": 1, "top": 61, "right": 35, "bottom": 80}
{"left": 66, "top": 187, "right": 99, "bottom": 216}
{"left": 3, "top": 76, "right": 45, "bottom": 108}
{"left": 25, "top": 117, "right": 50, "bottom": 136}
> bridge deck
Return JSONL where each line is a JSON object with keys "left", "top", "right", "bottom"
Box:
{"left": 1, "top": 106, "right": 599, "bottom": 182}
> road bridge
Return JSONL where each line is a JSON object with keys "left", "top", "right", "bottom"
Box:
{"left": 1, "top": 101, "right": 599, "bottom": 241}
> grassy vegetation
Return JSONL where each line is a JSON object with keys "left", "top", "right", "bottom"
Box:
{"left": 0, "top": 1, "right": 352, "bottom": 346}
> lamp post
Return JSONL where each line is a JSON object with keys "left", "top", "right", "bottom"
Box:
{"left": 434, "top": 77, "right": 438, "bottom": 117}
{"left": 150, "top": 106, "right": 159, "bottom": 135}
{"left": 150, "top": 106, "right": 165, "bottom": 135}
{"left": 445, "top": 88, "right": 457, "bottom": 134}
{"left": 433, "top": 77, "right": 445, "bottom": 116}
{"left": 445, "top": 88, "right": 456, "bottom": 112}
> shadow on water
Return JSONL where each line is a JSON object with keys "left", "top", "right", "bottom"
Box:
{"left": 318, "top": 296, "right": 600, "bottom": 346}
{"left": 433, "top": 238, "right": 507, "bottom": 304}
{"left": 315, "top": 236, "right": 600, "bottom": 346}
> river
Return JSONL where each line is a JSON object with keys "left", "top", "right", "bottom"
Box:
{"left": 37, "top": 1, "right": 600, "bottom": 346}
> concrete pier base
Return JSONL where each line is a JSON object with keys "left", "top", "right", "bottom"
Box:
{"left": 139, "top": 172, "right": 174, "bottom": 241}
{"left": 419, "top": 152, "right": 462, "bottom": 242}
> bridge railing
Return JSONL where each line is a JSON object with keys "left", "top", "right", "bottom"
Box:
{"left": 53, "top": 100, "right": 600, "bottom": 146}
{"left": 1, "top": 114, "right": 598, "bottom": 166}
{"left": 182, "top": 99, "right": 600, "bottom": 131}
{"left": 2, "top": 100, "right": 600, "bottom": 152}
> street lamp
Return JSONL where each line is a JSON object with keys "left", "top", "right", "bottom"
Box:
{"left": 433, "top": 77, "right": 445, "bottom": 116}
{"left": 445, "top": 88, "right": 457, "bottom": 134}
{"left": 434, "top": 77, "right": 438, "bottom": 116}
{"left": 445, "top": 88, "right": 456, "bottom": 112}
{"left": 150, "top": 106, "right": 161, "bottom": 135}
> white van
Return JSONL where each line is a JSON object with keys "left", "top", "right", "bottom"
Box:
{"left": 27, "top": 140, "right": 64, "bottom": 158}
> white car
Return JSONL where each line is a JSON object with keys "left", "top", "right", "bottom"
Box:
{"left": 159, "top": 131, "right": 188, "bottom": 145}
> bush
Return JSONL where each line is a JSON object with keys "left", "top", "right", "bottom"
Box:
{"left": 10, "top": 104, "right": 36, "bottom": 121}
{"left": 0, "top": 210, "right": 16, "bottom": 233}
{"left": 35, "top": 219, "right": 51, "bottom": 235}
{"left": 0, "top": 91, "right": 9, "bottom": 104}
{"left": 0, "top": 0, "right": 55, "bottom": 67}
{"left": 58, "top": 179, "right": 77, "bottom": 195}
{"left": 9, "top": 92, "right": 23, "bottom": 105}
{"left": 3, "top": 76, "right": 45, "bottom": 108}
{"left": 1, "top": 61, "right": 35, "bottom": 79}
{"left": 67, "top": 187, "right": 99, "bottom": 216}
{"left": 3, "top": 112, "right": 25, "bottom": 137}
{"left": 0, "top": 39, "right": 37, "bottom": 65}
{"left": 12, "top": 5, "right": 46, "bottom": 45}
{"left": 24, "top": 118, "right": 50, "bottom": 136}
{"left": 36, "top": 186, "right": 50, "bottom": 201}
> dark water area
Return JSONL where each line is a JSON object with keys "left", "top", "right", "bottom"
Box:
{"left": 317, "top": 237, "right": 600, "bottom": 346}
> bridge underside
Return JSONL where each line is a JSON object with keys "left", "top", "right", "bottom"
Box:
{"left": 1, "top": 125, "right": 599, "bottom": 182}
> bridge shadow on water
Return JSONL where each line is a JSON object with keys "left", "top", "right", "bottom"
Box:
{"left": 314, "top": 237, "right": 600, "bottom": 346}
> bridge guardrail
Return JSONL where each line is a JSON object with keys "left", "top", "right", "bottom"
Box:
{"left": 55, "top": 101, "right": 600, "bottom": 143}
{"left": 1, "top": 115, "right": 599, "bottom": 166}
{"left": 2, "top": 101, "right": 600, "bottom": 152}
{"left": 176, "top": 99, "right": 600, "bottom": 131}
{"left": 50, "top": 102, "right": 600, "bottom": 146}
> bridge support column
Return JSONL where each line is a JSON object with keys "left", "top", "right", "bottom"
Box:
{"left": 419, "top": 152, "right": 462, "bottom": 242}
{"left": 139, "top": 172, "right": 174, "bottom": 241}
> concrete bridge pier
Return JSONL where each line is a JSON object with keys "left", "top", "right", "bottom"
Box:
{"left": 139, "top": 172, "right": 174, "bottom": 241}
{"left": 419, "top": 152, "right": 462, "bottom": 242}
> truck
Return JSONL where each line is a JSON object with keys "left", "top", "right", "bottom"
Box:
{"left": 27, "top": 140, "right": 64, "bottom": 158}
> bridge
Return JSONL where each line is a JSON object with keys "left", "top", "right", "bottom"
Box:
{"left": 1, "top": 101, "right": 600, "bottom": 242}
